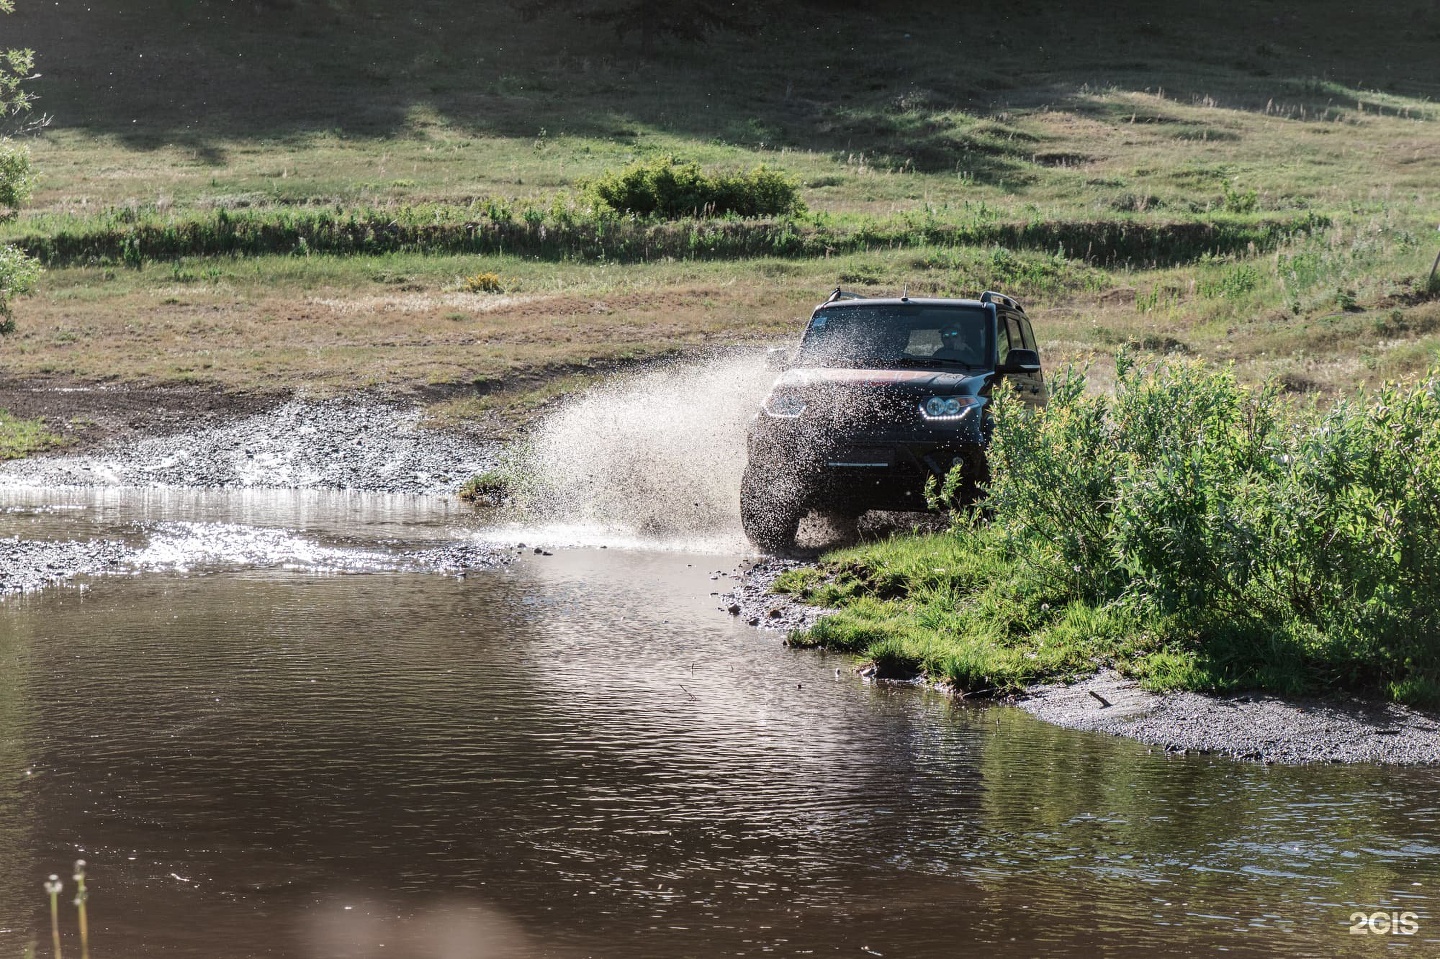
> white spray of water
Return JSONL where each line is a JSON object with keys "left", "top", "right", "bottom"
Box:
{"left": 133, "top": 522, "right": 394, "bottom": 573}
{"left": 505, "top": 352, "right": 776, "bottom": 551}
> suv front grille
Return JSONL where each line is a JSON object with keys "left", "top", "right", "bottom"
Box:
{"left": 807, "top": 386, "right": 919, "bottom": 433}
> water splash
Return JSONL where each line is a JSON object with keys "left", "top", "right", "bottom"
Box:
{"left": 506, "top": 352, "right": 775, "bottom": 550}
{"left": 131, "top": 523, "right": 506, "bottom": 575}
{"left": 132, "top": 523, "right": 395, "bottom": 573}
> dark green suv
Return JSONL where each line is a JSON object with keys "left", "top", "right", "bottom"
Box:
{"left": 741, "top": 289, "right": 1046, "bottom": 552}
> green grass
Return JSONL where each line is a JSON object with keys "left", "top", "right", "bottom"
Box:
{"left": 778, "top": 534, "right": 1158, "bottom": 693}
{"left": 1, "top": 204, "right": 1323, "bottom": 268}
{"left": 0, "top": 409, "right": 57, "bottom": 459}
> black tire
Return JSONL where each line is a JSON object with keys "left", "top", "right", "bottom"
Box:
{"left": 740, "top": 464, "right": 805, "bottom": 553}
{"left": 816, "top": 509, "right": 863, "bottom": 543}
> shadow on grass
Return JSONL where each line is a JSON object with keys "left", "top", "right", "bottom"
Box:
{"left": 10, "top": 0, "right": 1440, "bottom": 162}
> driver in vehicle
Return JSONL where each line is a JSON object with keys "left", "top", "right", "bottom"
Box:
{"left": 932, "top": 325, "right": 982, "bottom": 365}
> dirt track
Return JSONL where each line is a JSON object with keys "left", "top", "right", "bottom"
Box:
{"left": 0, "top": 380, "right": 280, "bottom": 452}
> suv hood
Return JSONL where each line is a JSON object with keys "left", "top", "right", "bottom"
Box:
{"left": 775, "top": 367, "right": 986, "bottom": 394}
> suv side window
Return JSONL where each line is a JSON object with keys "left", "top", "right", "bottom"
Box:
{"left": 1019, "top": 316, "right": 1037, "bottom": 353}
{"left": 995, "top": 316, "right": 1011, "bottom": 366}
{"left": 1006, "top": 316, "right": 1025, "bottom": 356}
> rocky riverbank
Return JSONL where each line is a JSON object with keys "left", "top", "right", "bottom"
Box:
{"left": 0, "top": 398, "right": 500, "bottom": 496}
{"left": 717, "top": 557, "right": 833, "bottom": 631}
{"left": 1018, "top": 671, "right": 1440, "bottom": 765}
{"left": 0, "top": 392, "right": 511, "bottom": 594}
{"left": 725, "top": 561, "right": 1440, "bottom": 765}
{"left": 0, "top": 528, "right": 510, "bottom": 597}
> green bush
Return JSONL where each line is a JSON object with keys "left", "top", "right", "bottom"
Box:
{"left": 917, "top": 355, "right": 1440, "bottom": 704}
{"left": 462, "top": 271, "right": 503, "bottom": 293}
{"left": 581, "top": 155, "right": 806, "bottom": 219}
{"left": 0, "top": 240, "right": 38, "bottom": 327}
{"left": 1221, "top": 180, "right": 1259, "bottom": 213}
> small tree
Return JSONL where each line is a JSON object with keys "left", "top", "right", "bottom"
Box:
{"left": 0, "top": 0, "right": 41, "bottom": 334}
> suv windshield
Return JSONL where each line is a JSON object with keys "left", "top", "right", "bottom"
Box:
{"left": 793, "top": 305, "right": 993, "bottom": 370}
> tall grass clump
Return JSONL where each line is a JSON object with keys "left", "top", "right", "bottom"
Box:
{"left": 790, "top": 356, "right": 1440, "bottom": 705}
{"left": 581, "top": 155, "right": 806, "bottom": 218}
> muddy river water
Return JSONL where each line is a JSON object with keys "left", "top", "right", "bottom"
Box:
{"left": 2, "top": 487, "right": 1439, "bottom": 958}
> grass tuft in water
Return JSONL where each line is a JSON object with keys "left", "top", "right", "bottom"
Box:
{"left": 72, "top": 860, "right": 89, "bottom": 959}
{"left": 43, "top": 874, "right": 62, "bottom": 959}
{"left": 458, "top": 468, "right": 514, "bottom": 506}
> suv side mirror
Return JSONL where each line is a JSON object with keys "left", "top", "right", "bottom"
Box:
{"left": 999, "top": 348, "right": 1042, "bottom": 374}
{"left": 765, "top": 347, "right": 792, "bottom": 371}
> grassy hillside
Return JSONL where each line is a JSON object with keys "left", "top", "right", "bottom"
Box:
{"left": 0, "top": 0, "right": 1437, "bottom": 416}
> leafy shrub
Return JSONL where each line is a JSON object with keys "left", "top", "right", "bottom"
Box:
{"left": 1221, "top": 180, "right": 1259, "bottom": 213}
{"left": 0, "top": 141, "right": 35, "bottom": 210}
{"left": 923, "top": 355, "right": 1440, "bottom": 704}
{"left": 462, "top": 271, "right": 503, "bottom": 293}
{"left": 0, "top": 139, "right": 37, "bottom": 327}
{"left": 0, "top": 241, "right": 39, "bottom": 326}
{"left": 581, "top": 155, "right": 806, "bottom": 219}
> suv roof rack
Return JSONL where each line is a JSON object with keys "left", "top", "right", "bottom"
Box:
{"left": 825, "top": 287, "right": 869, "bottom": 303}
{"left": 979, "top": 290, "right": 1023, "bottom": 312}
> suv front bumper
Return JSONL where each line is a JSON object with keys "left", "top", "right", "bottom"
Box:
{"left": 746, "top": 423, "right": 988, "bottom": 513}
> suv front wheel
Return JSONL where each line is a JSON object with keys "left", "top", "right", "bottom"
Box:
{"left": 740, "top": 465, "right": 806, "bottom": 553}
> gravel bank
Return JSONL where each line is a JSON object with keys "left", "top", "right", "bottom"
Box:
{"left": 730, "top": 561, "right": 1440, "bottom": 765}
{"left": 1019, "top": 672, "right": 1440, "bottom": 764}
{"left": 717, "top": 557, "right": 833, "bottom": 631}
{"left": 1, "top": 530, "right": 509, "bottom": 597}
{"left": 0, "top": 400, "right": 499, "bottom": 496}
{"left": 0, "top": 536, "right": 132, "bottom": 595}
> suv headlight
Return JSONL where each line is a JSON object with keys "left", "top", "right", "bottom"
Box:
{"left": 921, "top": 395, "right": 980, "bottom": 420}
{"left": 763, "top": 391, "right": 807, "bottom": 418}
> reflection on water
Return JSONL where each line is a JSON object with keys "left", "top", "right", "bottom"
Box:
{"left": 0, "top": 492, "right": 1437, "bottom": 957}
{"left": 0, "top": 486, "right": 475, "bottom": 545}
